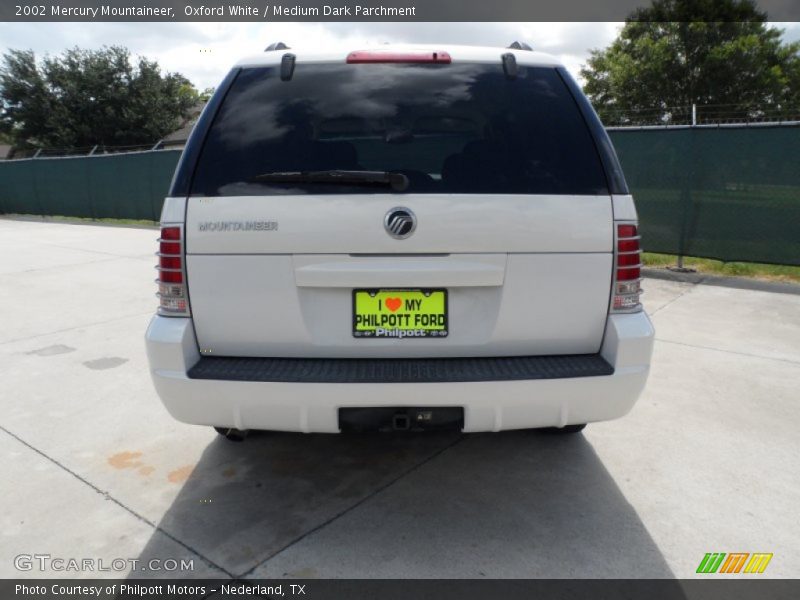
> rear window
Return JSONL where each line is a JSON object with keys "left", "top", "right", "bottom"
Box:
{"left": 190, "top": 63, "right": 609, "bottom": 196}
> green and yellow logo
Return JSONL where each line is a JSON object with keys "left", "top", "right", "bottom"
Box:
{"left": 696, "top": 552, "right": 773, "bottom": 574}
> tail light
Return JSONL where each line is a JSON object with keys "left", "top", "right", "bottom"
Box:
{"left": 612, "top": 223, "right": 642, "bottom": 312}
{"left": 156, "top": 226, "right": 190, "bottom": 316}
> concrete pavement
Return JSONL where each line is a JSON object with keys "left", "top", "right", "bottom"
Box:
{"left": 1, "top": 217, "right": 798, "bottom": 579}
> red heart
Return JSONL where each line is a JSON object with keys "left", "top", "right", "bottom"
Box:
{"left": 385, "top": 297, "right": 402, "bottom": 312}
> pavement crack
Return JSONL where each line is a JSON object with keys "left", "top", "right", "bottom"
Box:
{"left": 649, "top": 282, "right": 698, "bottom": 316}
{"left": 655, "top": 338, "right": 800, "bottom": 365}
{"left": 0, "top": 424, "right": 233, "bottom": 578}
{"left": 2, "top": 256, "right": 123, "bottom": 276}
{"left": 0, "top": 311, "right": 154, "bottom": 346}
{"left": 35, "top": 241, "right": 155, "bottom": 260}
{"left": 236, "top": 434, "right": 467, "bottom": 579}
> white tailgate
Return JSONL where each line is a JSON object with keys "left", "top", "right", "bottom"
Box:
{"left": 185, "top": 194, "right": 613, "bottom": 358}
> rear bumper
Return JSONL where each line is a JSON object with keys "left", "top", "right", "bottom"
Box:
{"left": 145, "top": 313, "right": 654, "bottom": 433}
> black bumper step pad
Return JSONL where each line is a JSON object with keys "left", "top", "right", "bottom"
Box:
{"left": 187, "top": 353, "right": 613, "bottom": 384}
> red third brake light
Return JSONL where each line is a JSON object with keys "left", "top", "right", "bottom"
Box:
{"left": 346, "top": 51, "right": 452, "bottom": 64}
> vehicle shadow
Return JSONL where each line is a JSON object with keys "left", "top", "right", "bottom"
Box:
{"left": 131, "top": 429, "right": 674, "bottom": 579}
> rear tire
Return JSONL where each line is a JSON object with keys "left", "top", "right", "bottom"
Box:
{"left": 541, "top": 424, "right": 586, "bottom": 434}
{"left": 214, "top": 427, "right": 249, "bottom": 442}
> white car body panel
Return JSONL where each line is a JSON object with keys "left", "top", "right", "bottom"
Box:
{"left": 612, "top": 194, "right": 638, "bottom": 221}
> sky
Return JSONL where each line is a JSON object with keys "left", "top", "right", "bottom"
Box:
{"left": 1, "top": 21, "right": 799, "bottom": 90}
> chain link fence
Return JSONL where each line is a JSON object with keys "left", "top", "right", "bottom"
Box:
{"left": 601, "top": 103, "right": 800, "bottom": 127}
{"left": 8, "top": 143, "right": 165, "bottom": 159}
{"left": 1, "top": 123, "right": 799, "bottom": 266}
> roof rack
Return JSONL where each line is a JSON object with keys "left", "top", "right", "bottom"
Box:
{"left": 265, "top": 42, "right": 290, "bottom": 51}
{"left": 507, "top": 41, "right": 532, "bottom": 51}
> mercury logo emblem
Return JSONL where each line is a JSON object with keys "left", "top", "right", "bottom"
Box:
{"left": 384, "top": 207, "right": 417, "bottom": 239}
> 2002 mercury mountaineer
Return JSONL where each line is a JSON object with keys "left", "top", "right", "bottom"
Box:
{"left": 145, "top": 42, "right": 655, "bottom": 439}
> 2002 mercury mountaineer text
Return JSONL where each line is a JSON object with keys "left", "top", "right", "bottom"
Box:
{"left": 145, "top": 42, "right": 655, "bottom": 439}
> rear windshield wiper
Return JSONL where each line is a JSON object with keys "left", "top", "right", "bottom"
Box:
{"left": 253, "top": 170, "right": 409, "bottom": 192}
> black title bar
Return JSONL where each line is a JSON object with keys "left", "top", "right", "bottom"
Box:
{"left": 3, "top": 579, "right": 800, "bottom": 600}
{"left": 3, "top": 0, "right": 800, "bottom": 22}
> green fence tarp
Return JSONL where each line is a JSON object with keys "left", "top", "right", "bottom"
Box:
{"left": 0, "top": 149, "right": 181, "bottom": 221}
{"left": 1, "top": 126, "right": 799, "bottom": 265}
{"left": 608, "top": 125, "right": 800, "bottom": 266}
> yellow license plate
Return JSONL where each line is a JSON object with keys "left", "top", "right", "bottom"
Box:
{"left": 353, "top": 289, "right": 448, "bottom": 338}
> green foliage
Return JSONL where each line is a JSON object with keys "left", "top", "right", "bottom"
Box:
{"left": 0, "top": 46, "right": 199, "bottom": 149}
{"left": 198, "top": 87, "right": 215, "bottom": 102}
{"left": 581, "top": 0, "right": 800, "bottom": 125}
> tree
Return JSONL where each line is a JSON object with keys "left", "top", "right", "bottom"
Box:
{"left": 0, "top": 46, "right": 199, "bottom": 149}
{"left": 198, "top": 87, "right": 215, "bottom": 102}
{"left": 580, "top": 0, "right": 800, "bottom": 125}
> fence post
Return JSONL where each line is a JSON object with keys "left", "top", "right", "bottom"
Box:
{"left": 668, "top": 111, "right": 698, "bottom": 273}
{"left": 30, "top": 153, "right": 47, "bottom": 217}
{"left": 85, "top": 151, "right": 97, "bottom": 220}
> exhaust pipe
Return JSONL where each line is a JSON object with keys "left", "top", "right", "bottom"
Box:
{"left": 214, "top": 426, "right": 249, "bottom": 442}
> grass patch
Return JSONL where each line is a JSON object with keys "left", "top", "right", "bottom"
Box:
{"left": 643, "top": 252, "right": 800, "bottom": 284}
{"left": 2, "top": 214, "right": 157, "bottom": 227}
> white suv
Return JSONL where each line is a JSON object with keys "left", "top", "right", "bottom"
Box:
{"left": 145, "top": 43, "right": 654, "bottom": 439}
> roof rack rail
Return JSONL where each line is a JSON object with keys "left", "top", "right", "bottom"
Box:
{"left": 507, "top": 41, "right": 532, "bottom": 51}
{"left": 265, "top": 42, "right": 290, "bottom": 51}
